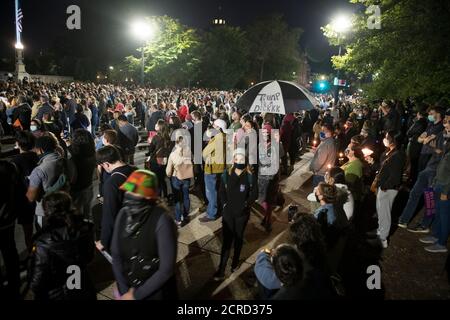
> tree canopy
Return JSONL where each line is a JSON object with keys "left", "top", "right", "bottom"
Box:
{"left": 323, "top": 0, "right": 450, "bottom": 102}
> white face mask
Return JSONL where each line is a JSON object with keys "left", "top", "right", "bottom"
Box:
{"left": 206, "top": 129, "right": 213, "bottom": 138}
{"left": 383, "top": 138, "right": 390, "bottom": 147}
{"left": 30, "top": 125, "right": 38, "bottom": 132}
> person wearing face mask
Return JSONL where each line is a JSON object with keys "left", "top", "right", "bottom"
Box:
{"left": 111, "top": 170, "right": 178, "bottom": 300}
{"left": 30, "top": 119, "right": 45, "bottom": 138}
{"left": 417, "top": 106, "right": 445, "bottom": 172}
{"left": 26, "top": 135, "right": 67, "bottom": 228}
{"left": 341, "top": 145, "right": 364, "bottom": 189}
{"left": 95, "top": 145, "right": 135, "bottom": 253}
{"left": 371, "top": 131, "right": 406, "bottom": 248}
{"left": 200, "top": 119, "right": 227, "bottom": 223}
{"left": 405, "top": 108, "right": 428, "bottom": 185}
{"left": 421, "top": 110, "right": 450, "bottom": 253}
{"left": 213, "top": 149, "right": 258, "bottom": 280}
{"left": 309, "top": 123, "right": 337, "bottom": 187}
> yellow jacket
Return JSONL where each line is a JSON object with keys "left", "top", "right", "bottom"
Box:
{"left": 202, "top": 132, "right": 226, "bottom": 174}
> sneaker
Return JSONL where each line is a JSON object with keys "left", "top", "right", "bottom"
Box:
{"left": 182, "top": 216, "right": 190, "bottom": 224}
{"left": 175, "top": 220, "right": 182, "bottom": 228}
{"left": 199, "top": 216, "right": 217, "bottom": 223}
{"left": 381, "top": 239, "right": 388, "bottom": 249}
{"left": 397, "top": 222, "right": 408, "bottom": 229}
{"left": 407, "top": 225, "right": 430, "bottom": 233}
{"left": 424, "top": 244, "right": 448, "bottom": 253}
{"left": 213, "top": 270, "right": 225, "bottom": 281}
{"left": 419, "top": 236, "right": 438, "bottom": 244}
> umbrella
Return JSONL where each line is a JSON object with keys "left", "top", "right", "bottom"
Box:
{"left": 235, "top": 80, "right": 318, "bottom": 115}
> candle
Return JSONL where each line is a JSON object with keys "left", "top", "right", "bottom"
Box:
{"left": 362, "top": 148, "right": 374, "bottom": 157}
{"left": 327, "top": 164, "right": 332, "bottom": 169}
{"left": 339, "top": 152, "right": 344, "bottom": 158}
{"left": 313, "top": 140, "right": 317, "bottom": 146}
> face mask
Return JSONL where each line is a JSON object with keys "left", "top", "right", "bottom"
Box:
{"left": 30, "top": 125, "right": 38, "bottom": 132}
{"left": 234, "top": 163, "right": 246, "bottom": 170}
{"left": 319, "top": 132, "right": 326, "bottom": 140}
{"left": 206, "top": 129, "right": 213, "bottom": 138}
{"left": 383, "top": 138, "right": 390, "bottom": 147}
{"left": 428, "top": 115, "right": 435, "bottom": 123}
{"left": 344, "top": 148, "right": 350, "bottom": 156}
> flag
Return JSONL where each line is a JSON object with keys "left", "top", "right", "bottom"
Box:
{"left": 16, "top": 8, "right": 23, "bottom": 33}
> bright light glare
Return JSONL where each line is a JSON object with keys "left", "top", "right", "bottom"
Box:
{"left": 131, "top": 20, "right": 155, "bottom": 41}
{"left": 319, "top": 83, "right": 326, "bottom": 89}
{"left": 331, "top": 15, "right": 352, "bottom": 33}
{"left": 109, "top": 66, "right": 114, "bottom": 70}
{"left": 15, "top": 42, "right": 24, "bottom": 50}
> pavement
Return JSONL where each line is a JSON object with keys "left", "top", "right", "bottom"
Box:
{"left": 1, "top": 132, "right": 449, "bottom": 300}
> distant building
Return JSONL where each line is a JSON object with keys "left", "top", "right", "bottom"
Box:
{"left": 212, "top": 5, "right": 226, "bottom": 26}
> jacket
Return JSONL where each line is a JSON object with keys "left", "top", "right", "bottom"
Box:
{"left": 36, "top": 102, "right": 55, "bottom": 121}
{"left": 146, "top": 110, "right": 165, "bottom": 132}
{"left": 434, "top": 135, "right": 450, "bottom": 195}
{"left": 220, "top": 169, "right": 258, "bottom": 217}
{"left": 202, "top": 132, "right": 226, "bottom": 174}
{"left": 377, "top": 148, "right": 406, "bottom": 190}
{"left": 309, "top": 137, "right": 337, "bottom": 175}
{"left": 166, "top": 145, "right": 194, "bottom": 180}
{"left": 30, "top": 221, "right": 96, "bottom": 300}
{"left": 111, "top": 204, "right": 177, "bottom": 300}
{"left": 101, "top": 165, "right": 135, "bottom": 251}
{"left": 12, "top": 103, "right": 32, "bottom": 130}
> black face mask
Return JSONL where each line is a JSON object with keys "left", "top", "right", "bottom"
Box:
{"left": 234, "top": 163, "right": 246, "bottom": 170}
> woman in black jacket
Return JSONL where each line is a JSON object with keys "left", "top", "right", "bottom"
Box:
{"left": 372, "top": 130, "right": 406, "bottom": 249}
{"left": 406, "top": 110, "right": 428, "bottom": 185}
{"left": 213, "top": 149, "right": 258, "bottom": 280}
{"left": 30, "top": 192, "right": 96, "bottom": 300}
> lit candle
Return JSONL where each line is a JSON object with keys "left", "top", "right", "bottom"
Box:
{"left": 313, "top": 140, "right": 317, "bottom": 146}
{"left": 339, "top": 152, "right": 344, "bottom": 158}
{"left": 327, "top": 164, "right": 332, "bottom": 169}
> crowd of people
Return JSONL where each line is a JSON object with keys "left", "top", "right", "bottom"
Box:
{"left": 0, "top": 79, "right": 449, "bottom": 300}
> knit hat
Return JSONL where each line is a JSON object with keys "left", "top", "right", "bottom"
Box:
{"left": 213, "top": 119, "right": 227, "bottom": 132}
{"left": 120, "top": 170, "right": 159, "bottom": 200}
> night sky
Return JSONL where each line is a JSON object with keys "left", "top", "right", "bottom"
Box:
{"left": 0, "top": 0, "right": 353, "bottom": 74}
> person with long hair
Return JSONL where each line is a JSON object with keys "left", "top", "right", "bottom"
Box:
{"left": 69, "top": 129, "right": 97, "bottom": 222}
{"left": 213, "top": 149, "right": 258, "bottom": 280}
{"left": 166, "top": 134, "right": 194, "bottom": 227}
{"left": 29, "top": 192, "right": 96, "bottom": 300}
{"left": 147, "top": 119, "right": 173, "bottom": 202}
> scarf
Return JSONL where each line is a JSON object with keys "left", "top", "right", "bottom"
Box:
{"left": 122, "top": 193, "right": 154, "bottom": 238}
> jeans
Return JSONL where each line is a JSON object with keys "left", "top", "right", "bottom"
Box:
{"left": 171, "top": 177, "right": 191, "bottom": 222}
{"left": 431, "top": 186, "right": 450, "bottom": 246}
{"left": 72, "top": 185, "right": 94, "bottom": 222}
{"left": 376, "top": 188, "right": 398, "bottom": 241}
{"left": 399, "top": 169, "right": 435, "bottom": 224}
{"left": 205, "top": 174, "right": 218, "bottom": 219}
{"left": 312, "top": 174, "right": 325, "bottom": 188}
{"left": 0, "top": 226, "right": 20, "bottom": 298}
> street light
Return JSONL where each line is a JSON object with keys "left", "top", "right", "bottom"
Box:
{"left": 131, "top": 19, "right": 156, "bottom": 85}
{"left": 330, "top": 14, "right": 352, "bottom": 103}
